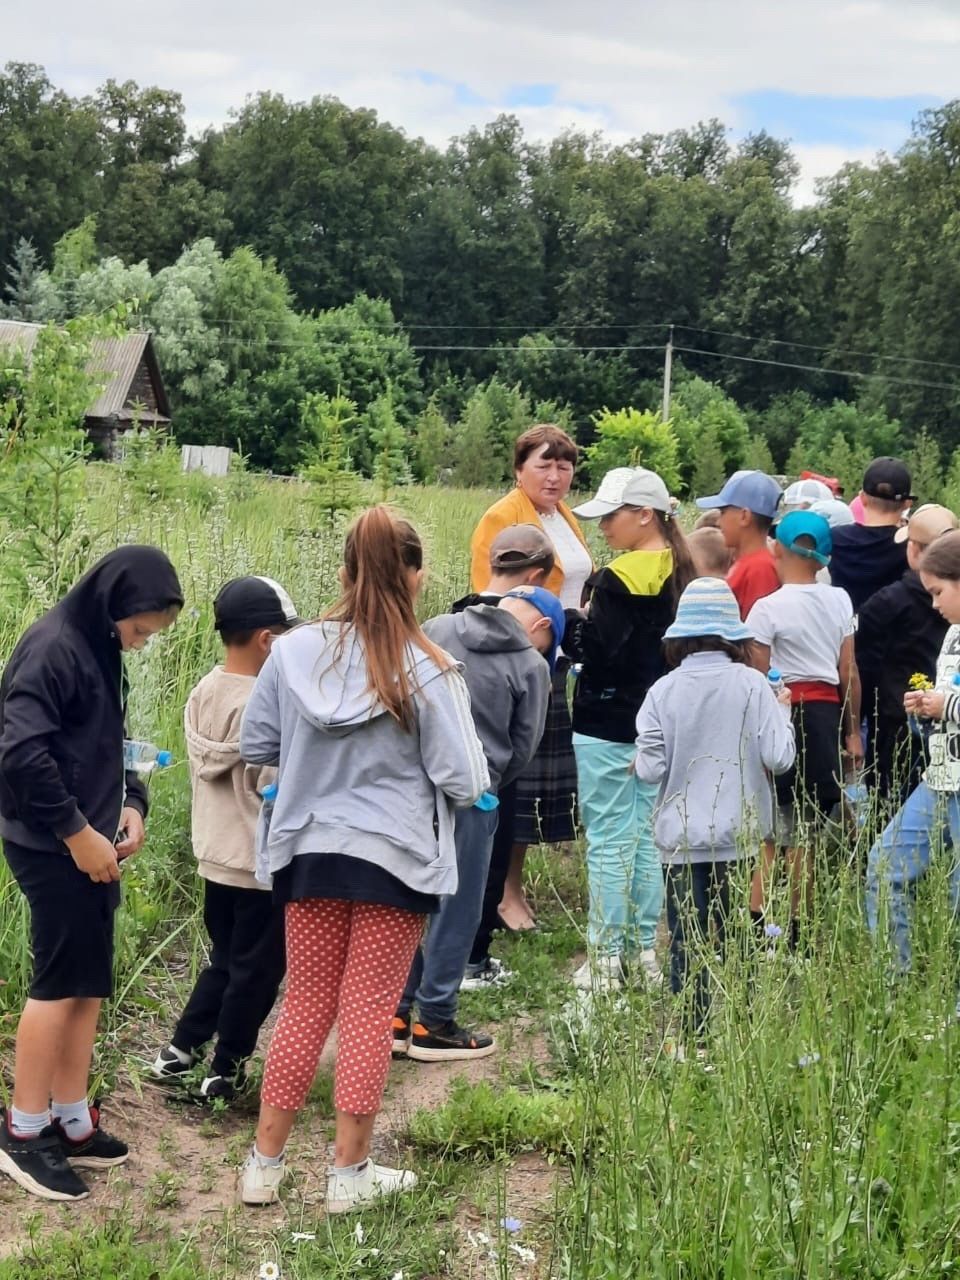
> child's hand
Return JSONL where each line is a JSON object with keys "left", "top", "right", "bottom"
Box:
{"left": 843, "top": 731, "right": 865, "bottom": 765}
{"left": 919, "top": 690, "right": 946, "bottom": 719}
{"left": 776, "top": 687, "right": 792, "bottom": 708}
{"left": 65, "top": 825, "right": 120, "bottom": 883}
{"left": 115, "top": 806, "right": 146, "bottom": 859}
{"left": 904, "top": 690, "right": 925, "bottom": 714}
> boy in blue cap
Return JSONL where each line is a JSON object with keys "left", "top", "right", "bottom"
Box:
{"left": 696, "top": 470, "right": 783, "bottom": 620}
{"left": 746, "top": 511, "right": 863, "bottom": 947}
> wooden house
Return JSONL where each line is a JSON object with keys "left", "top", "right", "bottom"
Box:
{"left": 0, "top": 320, "right": 171, "bottom": 457}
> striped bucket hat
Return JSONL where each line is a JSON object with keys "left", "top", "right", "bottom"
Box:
{"left": 663, "top": 577, "right": 753, "bottom": 643}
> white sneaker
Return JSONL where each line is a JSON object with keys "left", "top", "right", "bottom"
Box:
{"left": 460, "top": 957, "right": 512, "bottom": 990}
{"left": 572, "top": 954, "right": 624, "bottom": 992}
{"left": 239, "top": 1151, "right": 285, "bottom": 1205}
{"left": 631, "top": 948, "right": 664, "bottom": 988}
{"left": 326, "top": 1160, "right": 417, "bottom": 1214}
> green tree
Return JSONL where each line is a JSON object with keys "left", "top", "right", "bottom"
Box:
{"left": 690, "top": 423, "right": 728, "bottom": 499}
{"left": 451, "top": 391, "right": 500, "bottom": 487}
{"left": 741, "top": 433, "right": 776, "bottom": 475}
{"left": 414, "top": 395, "right": 451, "bottom": 483}
{"left": 299, "top": 391, "right": 362, "bottom": 519}
{"left": 366, "top": 386, "right": 410, "bottom": 500}
{"left": 670, "top": 376, "right": 750, "bottom": 488}
{"left": 907, "top": 429, "right": 944, "bottom": 506}
{"left": 1, "top": 238, "right": 51, "bottom": 320}
{"left": 586, "top": 408, "right": 681, "bottom": 491}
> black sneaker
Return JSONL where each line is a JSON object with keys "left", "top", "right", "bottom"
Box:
{"left": 197, "top": 1075, "right": 236, "bottom": 1104}
{"left": 0, "top": 1113, "right": 90, "bottom": 1200}
{"left": 391, "top": 1014, "right": 411, "bottom": 1058}
{"left": 407, "top": 1020, "right": 496, "bottom": 1062}
{"left": 151, "top": 1045, "right": 194, "bottom": 1080}
{"left": 54, "top": 1103, "right": 129, "bottom": 1169}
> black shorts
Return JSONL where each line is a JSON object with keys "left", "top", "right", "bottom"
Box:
{"left": 774, "top": 700, "right": 843, "bottom": 821}
{"left": 3, "top": 841, "right": 120, "bottom": 1000}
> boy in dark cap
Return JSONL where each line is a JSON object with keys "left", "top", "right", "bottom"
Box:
{"left": 829, "top": 458, "right": 914, "bottom": 613}
{"left": 452, "top": 524, "right": 555, "bottom": 612}
{"left": 152, "top": 576, "right": 300, "bottom": 1101}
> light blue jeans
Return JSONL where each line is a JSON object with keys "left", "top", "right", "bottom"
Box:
{"left": 573, "top": 734, "right": 662, "bottom": 955}
{"left": 866, "top": 781, "right": 960, "bottom": 972}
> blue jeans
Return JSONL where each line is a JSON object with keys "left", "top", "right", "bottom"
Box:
{"left": 866, "top": 781, "right": 960, "bottom": 971}
{"left": 399, "top": 804, "right": 499, "bottom": 1027}
{"left": 574, "top": 734, "right": 663, "bottom": 955}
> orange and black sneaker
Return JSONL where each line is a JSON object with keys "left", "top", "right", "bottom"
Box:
{"left": 391, "top": 1014, "right": 411, "bottom": 1058}
{"left": 407, "top": 1021, "right": 496, "bottom": 1062}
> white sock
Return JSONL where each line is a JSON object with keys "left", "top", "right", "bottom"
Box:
{"left": 252, "top": 1144, "right": 283, "bottom": 1168}
{"left": 9, "top": 1106, "right": 50, "bottom": 1139}
{"left": 329, "top": 1159, "right": 368, "bottom": 1178}
{"left": 51, "top": 1099, "right": 93, "bottom": 1141}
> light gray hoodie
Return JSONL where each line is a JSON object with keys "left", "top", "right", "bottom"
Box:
{"left": 240, "top": 622, "right": 489, "bottom": 894}
{"left": 635, "top": 652, "right": 796, "bottom": 863}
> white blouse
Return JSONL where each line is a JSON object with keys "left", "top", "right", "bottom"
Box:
{"left": 540, "top": 511, "right": 592, "bottom": 610}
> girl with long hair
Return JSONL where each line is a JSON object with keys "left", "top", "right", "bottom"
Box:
{"left": 239, "top": 507, "right": 488, "bottom": 1212}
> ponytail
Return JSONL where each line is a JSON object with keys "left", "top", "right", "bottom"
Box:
{"left": 324, "top": 506, "right": 452, "bottom": 729}
{"left": 655, "top": 511, "right": 697, "bottom": 604}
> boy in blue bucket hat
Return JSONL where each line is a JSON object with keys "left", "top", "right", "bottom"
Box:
{"left": 745, "top": 510, "right": 863, "bottom": 951}
{"left": 636, "top": 578, "right": 795, "bottom": 1055}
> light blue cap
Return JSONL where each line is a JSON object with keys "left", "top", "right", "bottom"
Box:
{"left": 695, "top": 470, "right": 783, "bottom": 519}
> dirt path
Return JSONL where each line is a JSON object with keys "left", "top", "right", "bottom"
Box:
{"left": 0, "top": 1014, "right": 562, "bottom": 1274}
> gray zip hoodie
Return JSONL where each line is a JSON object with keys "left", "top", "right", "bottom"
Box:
{"left": 240, "top": 622, "right": 489, "bottom": 894}
{"left": 635, "top": 652, "right": 796, "bottom": 862}
{"left": 423, "top": 606, "right": 551, "bottom": 791}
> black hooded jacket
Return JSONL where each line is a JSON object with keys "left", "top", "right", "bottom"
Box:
{"left": 0, "top": 546, "right": 183, "bottom": 852}
{"left": 855, "top": 568, "right": 947, "bottom": 722}
{"left": 829, "top": 525, "right": 908, "bottom": 613}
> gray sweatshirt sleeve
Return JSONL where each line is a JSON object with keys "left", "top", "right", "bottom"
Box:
{"left": 502, "top": 661, "right": 551, "bottom": 789}
{"left": 417, "top": 667, "right": 491, "bottom": 806}
{"left": 634, "top": 690, "right": 667, "bottom": 785}
{"left": 239, "top": 654, "right": 282, "bottom": 766}
{"left": 757, "top": 684, "right": 796, "bottom": 775}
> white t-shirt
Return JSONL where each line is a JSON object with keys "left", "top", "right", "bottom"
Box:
{"left": 540, "top": 511, "right": 592, "bottom": 610}
{"left": 746, "top": 583, "right": 855, "bottom": 685}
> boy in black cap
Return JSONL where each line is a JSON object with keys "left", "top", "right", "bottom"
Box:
{"left": 152, "top": 576, "right": 300, "bottom": 1101}
{"left": 829, "top": 458, "right": 914, "bottom": 613}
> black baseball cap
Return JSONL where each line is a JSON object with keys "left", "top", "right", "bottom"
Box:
{"left": 214, "top": 576, "right": 301, "bottom": 633}
{"left": 862, "top": 457, "right": 915, "bottom": 503}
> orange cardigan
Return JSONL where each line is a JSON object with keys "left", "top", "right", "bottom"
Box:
{"left": 469, "top": 488, "right": 592, "bottom": 595}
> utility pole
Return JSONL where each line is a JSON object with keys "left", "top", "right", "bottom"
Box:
{"left": 661, "top": 324, "right": 674, "bottom": 423}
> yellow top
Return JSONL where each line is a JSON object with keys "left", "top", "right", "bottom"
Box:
{"left": 470, "top": 487, "right": 592, "bottom": 595}
{"left": 605, "top": 548, "right": 674, "bottom": 596}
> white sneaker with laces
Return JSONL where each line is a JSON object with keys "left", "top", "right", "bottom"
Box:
{"left": 571, "top": 954, "right": 624, "bottom": 992}
{"left": 632, "top": 948, "right": 664, "bottom": 988}
{"left": 326, "top": 1160, "right": 417, "bottom": 1214}
{"left": 240, "top": 1151, "right": 285, "bottom": 1205}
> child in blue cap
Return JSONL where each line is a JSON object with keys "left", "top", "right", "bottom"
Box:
{"left": 745, "top": 510, "right": 863, "bottom": 949}
{"left": 636, "top": 578, "right": 795, "bottom": 1053}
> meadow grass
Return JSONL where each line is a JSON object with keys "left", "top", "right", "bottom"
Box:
{"left": 0, "top": 465, "right": 959, "bottom": 1276}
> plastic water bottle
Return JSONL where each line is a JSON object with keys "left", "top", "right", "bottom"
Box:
{"left": 123, "top": 739, "right": 172, "bottom": 774}
{"left": 844, "top": 771, "right": 870, "bottom": 829}
{"left": 767, "top": 669, "right": 786, "bottom": 698}
{"left": 261, "top": 782, "right": 278, "bottom": 806}
{"left": 474, "top": 791, "right": 499, "bottom": 811}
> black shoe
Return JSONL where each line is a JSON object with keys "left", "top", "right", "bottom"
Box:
{"left": 151, "top": 1045, "right": 194, "bottom": 1080}
{"left": 0, "top": 1112, "right": 90, "bottom": 1200}
{"left": 54, "top": 1103, "right": 129, "bottom": 1169}
{"left": 407, "top": 1020, "right": 496, "bottom": 1062}
{"left": 197, "top": 1075, "right": 236, "bottom": 1104}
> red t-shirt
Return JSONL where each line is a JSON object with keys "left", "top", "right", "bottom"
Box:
{"left": 727, "top": 549, "right": 780, "bottom": 620}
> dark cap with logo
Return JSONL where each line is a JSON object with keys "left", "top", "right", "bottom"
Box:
{"left": 862, "top": 457, "right": 915, "bottom": 503}
{"left": 214, "top": 576, "right": 301, "bottom": 633}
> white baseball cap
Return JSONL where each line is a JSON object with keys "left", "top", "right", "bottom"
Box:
{"left": 783, "top": 478, "right": 834, "bottom": 510}
{"left": 573, "top": 467, "right": 672, "bottom": 519}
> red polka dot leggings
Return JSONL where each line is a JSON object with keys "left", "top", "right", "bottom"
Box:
{"left": 262, "top": 898, "right": 424, "bottom": 1115}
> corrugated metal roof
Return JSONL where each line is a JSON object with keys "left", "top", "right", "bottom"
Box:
{"left": 0, "top": 320, "right": 170, "bottom": 422}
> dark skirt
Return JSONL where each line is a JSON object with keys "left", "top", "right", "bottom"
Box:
{"left": 513, "top": 664, "right": 578, "bottom": 845}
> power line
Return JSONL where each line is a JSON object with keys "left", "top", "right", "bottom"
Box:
{"left": 672, "top": 345, "right": 960, "bottom": 395}
{"left": 671, "top": 325, "right": 960, "bottom": 375}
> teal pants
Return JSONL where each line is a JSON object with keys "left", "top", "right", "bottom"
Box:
{"left": 573, "top": 734, "right": 663, "bottom": 955}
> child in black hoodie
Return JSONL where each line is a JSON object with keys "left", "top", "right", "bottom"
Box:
{"left": 0, "top": 547, "right": 182, "bottom": 1202}
{"left": 857, "top": 504, "right": 958, "bottom": 806}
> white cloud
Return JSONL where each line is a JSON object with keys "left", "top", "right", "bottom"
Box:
{"left": 6, "top": 0, "right": 960, "bottom": 195}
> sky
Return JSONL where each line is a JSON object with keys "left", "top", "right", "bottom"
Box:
{"left": 8, "top": 0, "right": 959, "bottom": 203}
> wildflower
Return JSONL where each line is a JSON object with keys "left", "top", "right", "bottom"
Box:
{"left": 764, "top": 923, "right": 783, "bottom": 938}
{"left": 908, "top": 672, "right": 934, "bottom": 691}
{"left": 510, "top": 1243, "right": 537, "bottom": 1264}
{"left": 354, "top": 1223, "right": 365, "bottom": 1246}
{"left": 258, "top": 1264, "right": 281, "bottom": 1280}
{"left": 797, "top": 1052, "right": 821, "bottom": 1068}
{"left": 501, "top": 1216, "right": 522, "bottom": 1233}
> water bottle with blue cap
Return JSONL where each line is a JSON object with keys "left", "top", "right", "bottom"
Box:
{"left": 123, "top": 739, "right": 173, "bottom": 775}
{"left": 767, "top": 669, "right": 786, "bottom": 699}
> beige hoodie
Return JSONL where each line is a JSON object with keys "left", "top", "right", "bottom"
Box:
{"left": 185, "top": 667, "right": 274, "bottom": 891}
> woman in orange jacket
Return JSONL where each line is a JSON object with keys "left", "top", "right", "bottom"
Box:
{"left": 469, "top": 425, "right": 592, "bottom": 930}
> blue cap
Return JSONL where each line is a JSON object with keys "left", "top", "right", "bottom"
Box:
{"left": 501, "top": 586, "right": 566, "bottom": 670}
{"left": 775, "top": 509, "right": 832, "bottom": 566}
{"left": 156, "top": 750, "right": 173, "bottom": 768}
{"left": 663, "top": 577, "right": 753, "bottom": 643}
{"left": 695, "top": 470, "right": 783, "bottom": 519}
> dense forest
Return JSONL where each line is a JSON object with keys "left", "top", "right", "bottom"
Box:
{"left": 2, "top": 61, "right": 960, "bottom": 495}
